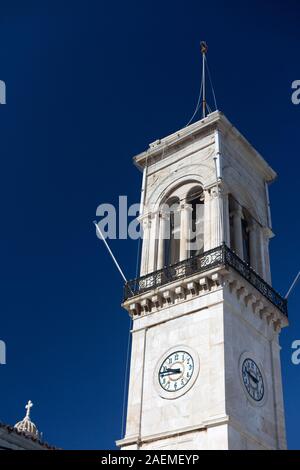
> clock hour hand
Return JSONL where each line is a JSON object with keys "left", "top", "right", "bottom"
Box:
{"left": 246, "top": 369, "right": 258, "bottom": 384}
{"left": 160, "top": 368, "right": 181, "bottom": 377}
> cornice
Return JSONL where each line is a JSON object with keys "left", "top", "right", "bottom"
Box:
{"left": 132, "top": 111, "right": 277, "bottom": 183}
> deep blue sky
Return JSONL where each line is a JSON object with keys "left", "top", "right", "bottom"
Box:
{"left": 0, "top": 0, "right": 299, "bottom": 450}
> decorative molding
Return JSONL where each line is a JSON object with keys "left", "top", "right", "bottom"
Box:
{"left": 123, "top": 245, "right": 288, "bottom": 332}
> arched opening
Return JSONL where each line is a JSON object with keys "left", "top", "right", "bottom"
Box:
{"left": 228, "top": 194, "right": 251, "bottom": 264}
{"left": 186, "top": 186, "right": 204, "bottom": 258}
{"left": 158, "top": 182, "right": 205, "bottom": 269}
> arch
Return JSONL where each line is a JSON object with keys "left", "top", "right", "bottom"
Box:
{"left": 157, "top": 179, "right": 205, "bottom": 268}
{"left": 146, "top": 163, "right": 208, "bottom": 213}
{"left": 186, "top": 185, "right": 204, "bottom": 203}
{"left": 160, "top": 180, "right": 202, "bottom": 207}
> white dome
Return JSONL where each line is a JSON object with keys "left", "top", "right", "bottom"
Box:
{"left": 14, "top": 400, "right": 39, "bottom": 438}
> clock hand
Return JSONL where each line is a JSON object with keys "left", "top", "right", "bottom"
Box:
{"left": 160, "top": 368, "right": 181, "bottom": 375}
{"left": 246, "top": 370, "right": 259, "bottom": 384}
{"left": 160, "top": 368, "right": 181, "bottom": 377}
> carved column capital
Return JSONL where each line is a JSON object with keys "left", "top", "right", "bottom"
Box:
{"left": 210, "top": 185, "right": 220, "bottom": 199}
{"left": 180, "top": 201, "right": 192, "bottom": 212}
{"left": 140, "top": 214, "right": 152, "bottom": 229}
{"left": 159, "top": 210, "right": 170, "bottom": 221}
{"left": 248, "top": 218, "right": 259, "bottom": 231}
{"left": 231, "top": 206, "right": 243, "bottom": 218}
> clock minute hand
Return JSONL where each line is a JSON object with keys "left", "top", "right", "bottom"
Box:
{"left": 160, "top": 368, "right": 181, "bottom": 377}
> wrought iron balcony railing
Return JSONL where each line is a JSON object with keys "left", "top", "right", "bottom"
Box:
{"left": 123, "top": 244, "right": 288, "bottom": 317}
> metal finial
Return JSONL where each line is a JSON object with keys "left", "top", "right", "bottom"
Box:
{"left": 200, "top": 41, "right": 208, "bottom": 55}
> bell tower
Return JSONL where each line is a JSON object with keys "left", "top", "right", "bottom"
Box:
{"left": 116, "top": 111, "right": 288, "bottom": 450}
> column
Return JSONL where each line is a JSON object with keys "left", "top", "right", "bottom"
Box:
{"left": 260, "top": 227, "right": 272, "bottom": 285}
{"left": 222, "top": 191, "right": 230, "bottom": 247}
{"left": 147, "top": 212, "right": 159, "bottom": 273}
{"left": 139, "top": 214, "right": 151, "bottom": 276}
{"left": 157, "top": 212, "right": 168, "bottom": 269}
{"left": 256, "top": 226, "right": 263, "bottom": 278}
{"left": 264, "top": 234, "right": 272, "bottom": 285}
{"left": 249, "top": 221, "right": 258, "bottom": 272}
{"left": 232, "top": 205, "right": 243, "bottom": 259}
{"left": 180, "top": 202, "right": 191, "bottom": 261}
{"left": 203, "top": 189, "right": 211, "bottom": 251}
{"left": 209, "top": 185, "right": 223, "bottom": 249}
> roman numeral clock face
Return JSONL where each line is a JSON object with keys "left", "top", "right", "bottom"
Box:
{"left": 154, "top": 347, "right": 200, "bottom": 399}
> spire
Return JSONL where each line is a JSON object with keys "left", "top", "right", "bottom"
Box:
{"left": 14, "top": 400, "right": 39, "bottom": 438}
{"left": 185, "top": 41, "right": 218, "bottom": 127}
{"left": 200, "top": 41, "right": 208, "bottom": 119}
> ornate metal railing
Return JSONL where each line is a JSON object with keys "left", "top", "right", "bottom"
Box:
{"left": 124, "top": 244, "right": 288, "bottom": 317}
{"left": 223, "top": 246, "right": 287, "bottom": 316}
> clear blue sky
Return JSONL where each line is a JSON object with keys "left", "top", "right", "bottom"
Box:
{"left": 0, "top": 0, "right": 299, "bottom": 450}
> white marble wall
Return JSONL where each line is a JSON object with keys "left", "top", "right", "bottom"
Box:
{"left": 223, "top": 287, "right": 287, "bottom": 450}
{"left": 138, "top": 112, "right": 274, "bottom": 283}
{"left": 118, "top": 112, "right": 286, "bottom": 450}
{"left": 118, "top": 273, "right": 287, "bottom": 450}
{"left": 119, "top": 288, "right": 228, "bottom": 449}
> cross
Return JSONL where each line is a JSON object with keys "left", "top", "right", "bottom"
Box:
{"left": 25, "top": 400, "right": 33, "bottom": 418}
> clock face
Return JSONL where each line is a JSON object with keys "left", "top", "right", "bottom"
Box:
{"left": 242, "top": 358, "right": 264, "bottom": 402}
{"left": 158, "top": 350, "right": 194, "bottom": 393}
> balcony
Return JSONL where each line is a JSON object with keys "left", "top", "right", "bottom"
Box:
{"left": 124, "top": 244, "right": 288, "bottom": 317}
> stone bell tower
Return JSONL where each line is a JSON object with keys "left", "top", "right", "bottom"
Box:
{"left": 116, "top": 111, "right": 288, "bottom": 450}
